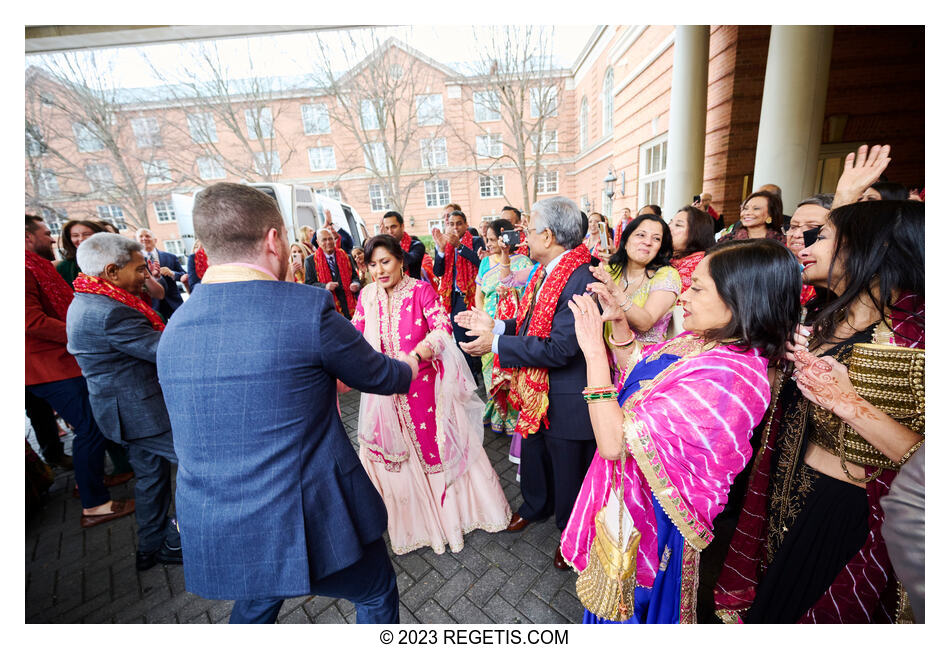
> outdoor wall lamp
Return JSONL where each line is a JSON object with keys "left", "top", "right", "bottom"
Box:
{"left": 603, "top": 168, "right": 625, "bottom": 200}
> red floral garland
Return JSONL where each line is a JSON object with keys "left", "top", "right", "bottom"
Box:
{"left": 437, "top": 231, "right": 477, "bottom": 313}
{"left": 194, "top": 247, "right": 209, "bottom": 279}
{"left": 73, "top": 273, "right": 165, "bottom": 331}
{"left": 313, "top": 247, "right": 358, "bottom": 316}
{"left": 509, "top": 244, "right": 592, "bottom": 438}
{"left": 25, "top": 250, "right": 74, "bottom": 319}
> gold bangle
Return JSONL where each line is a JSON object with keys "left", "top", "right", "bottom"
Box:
{"left": 898, "top": 439, "right": 924, "bottom": 466}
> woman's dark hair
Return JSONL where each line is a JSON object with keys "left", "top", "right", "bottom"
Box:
{"left": 869, "top": 181, "right": 909, "bottom": 201}
{"left": 673, "top": 206, "right": 716, "bottom": 257}
{"left": 702, "top": 238, "right": 801, "bottom": 361}
{"left": 742, "top": 191, "right": 784, "bottom": 232}
{"left": 810, "top": 200, "right": 924, "bottom": 347}
{"left": 608, "top": 213, "right": 673, "bottom": 275}
{"left": 639, "top": 204, "right": 662, "bottom": 217}
{"left": 488, "top": 218, "right": 515, "bottom": 238}
{"left": 60, "top": 219, "right": 105, "bottom": 260}
{"left": 363, "top": 234, "right": 405, "bottom": 266}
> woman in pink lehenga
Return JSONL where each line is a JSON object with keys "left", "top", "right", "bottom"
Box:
{"left": 352, "top": 235, "right": 511, "bottom": 555}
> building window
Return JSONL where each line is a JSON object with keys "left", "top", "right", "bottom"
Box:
{"left": 363, "top": 142, "right": 388, "bottom": 171}
{"left": 196, "top": 156, "right": 226, "bottom": 180}
{"left": 154, "top": 200, "right": 176, "bottom": 223}
{"left": 530, "top": 130, "right": 558, "bottom": 155}
{"left": 601, "top": 189, "right": 613, "bottom": 220}
{"left": 97, "top": 204, "right": 126, "bottom": 230}
{"left": 361, "top": 98, "right": 383, "bottom": 131}
{"left": 187, "top": 112, "right": 218, "bottom": 144}
{"left": 84, "top": 163, "right": 113, "bottom": 192}
{"left": 420, "top": 137, "right": 448, "bottom": 168}
{"left": 476, "top": 133, "right": 503, "bottom": 158}
{"left": 253, "top": 151, "right": 281, "bottom": 176}
{"left": 245, "top": 107, "right": 274, "bottom": 140}
{"left": 301, "top": 103, "right": 330, "bottom": 135}
{"left": 535, "top": 170, "right": 559, "bottom": 194}
{"left": 72, "top": 122, "right": 103, "bottom": 152}
{"left": 424, "top": 179, "right": 451, "bottom": 208}
{"left": 479, "top": 175, "right": 504, "bottom": 198}
{"left": 602, "top": 68, "right": 614, "bottom": 136}
{"left": 164, "top": 239, "right": 185, "bottom": 256}
{"left": 308, "top": 146, "right": 336, "bottom": 171}
{"left": 369, "top": 184, "right": 393, "bottom": 212}
{"left": 416, "top": 94, "right": 444, "bottom": 126}
{"left": 579, "top": 97, "right": 589, "bottom": 150}
{"left": 26, "top": 126, "right": 46, "bottom": 157}
{"left": 142, "top": 159, "right": 172, "bottom": 184}
{"left": 36, "top": 169, "right": 59, "bottom": 198}
{"left": 314, "top": 187, "right": 342, "bottom": 201}
{"left": 639, "top": 135, "right": 668, "bottom": 212}
{"left": 530, "top": 86, "right": 558, "bottom": 118}
{"left": 41, "top": 208, "right": 66, "bottom": 237}
{"left": 473, "top": 91, "right": 500, "bottom": 122}
{"left": 130, "top": 116, "right": 162, "bottom": 148}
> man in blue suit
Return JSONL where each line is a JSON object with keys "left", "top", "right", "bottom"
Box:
{"left": 136, "top": 228, "right": 186, "bottom": 320}
{"left": 66, "top": 232, "right": 182, "bottom": 570}
{"left": 157, "top": 182, "right": 419, "bottom": 624}
{"left": 457, "top": 196, "right": 597, "bottom": 572}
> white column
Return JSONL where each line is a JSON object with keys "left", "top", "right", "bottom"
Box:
{"left": 663, "top": 25, "right": 709, "bottom": 216}
{"left": 752, "top": 26, "right": 834, "bottom": 209}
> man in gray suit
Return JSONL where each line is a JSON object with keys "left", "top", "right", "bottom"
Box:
{"left": 66, "top": 233, "right": 182, "bottom": 571}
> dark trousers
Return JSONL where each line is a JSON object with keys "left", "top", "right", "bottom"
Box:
{"left": 517, "top": 430, "right": 597, "bottom": 531}
{"left": 27, "top": 376, "right": 109, "bottom": 509}
{"left": 25, "top": 388, "right": 66, "bottom": 463}
{"left": 229, "top": 537, "right": 399, "bottom": 624}
{"left": 124, "top": 431, "right": 180, "bottom": 554}
{"left": 449, "top": 291, "right": 482, "bottom": 384}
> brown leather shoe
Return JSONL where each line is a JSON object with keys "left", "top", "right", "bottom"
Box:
{"left": 104, "top": 472, "right": 134, "bottom": 487}
{"left": 80, "top": 499, "right": 135, "bottom": 529}
{"left": 553, "top": 545, "right": 570, "bottom": 571}
{"left": 505, "top": 513, "right": 530, "bottom": 533}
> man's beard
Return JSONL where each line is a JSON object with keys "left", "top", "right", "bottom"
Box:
{"left": 35, "top": 243, "right": 55, "bottom": 261}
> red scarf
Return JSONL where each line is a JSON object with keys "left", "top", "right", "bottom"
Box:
{"left": 514, "top": 230, "right": 530, "bottom": 257}
{"left": 314, "top": 247, "right": 357, "bottom": 316}
{"left": 509, "top": 245, "right": 592, "bottom": 438}
{"left": 25, "top": 250, "right": 74, "bottom": 319}
{"left": 614, "top": 217, "right": 632, "bottom": 245}
{"left": 73, "top": 273, "right": 165, "bottom": 331}
{"left": 437, "top": 231, "right": 478, "bottom": 312}
{"left": 194, "top": 248, "right": 209, "bottom": 279}
{"left": 399, "top": 232, "right": 440, "bottom": 289}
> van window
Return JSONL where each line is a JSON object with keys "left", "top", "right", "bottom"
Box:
{"left": 341, "top": 205, "right": 361, "bottom": 246}
{"left": 296, "top": 205, "right": 318, "bottom": 232}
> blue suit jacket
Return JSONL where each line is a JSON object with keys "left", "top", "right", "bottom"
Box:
{"left": 66, "top": 293, "right": 170, "bottom": 444}
{"left": 496, "top": 263, "right": 597, "bottom": 441}
{"left": 156, "top": 280, "right": 412, "bottom": 600}
{"left": 153, "top": 250, "right": 185, "bottom": 318}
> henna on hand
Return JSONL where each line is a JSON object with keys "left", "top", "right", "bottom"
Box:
{"left": 793, "top": 349, "right": 876, "bottom": 422}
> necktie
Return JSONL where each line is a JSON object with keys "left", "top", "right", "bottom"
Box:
{"left": 327, "top": 255, "right": 338, "bottom": 277}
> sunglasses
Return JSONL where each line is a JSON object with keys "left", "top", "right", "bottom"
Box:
{"left": 802, "top": 227, "right": 821, "bottom": 249}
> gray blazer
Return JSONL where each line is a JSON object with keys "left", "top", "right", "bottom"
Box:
{"left": 66, "top": 292, "right": 170, "bottom": 444}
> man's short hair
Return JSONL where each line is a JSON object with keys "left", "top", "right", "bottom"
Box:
{"left": 448, "top": 210, "right": 467, "bottom": 223}
{"left": 531, "top": 196, "right": 584, "bottom": 249}
{"left": 759, "top": 183, "right": 783, "bottom": 199}
{"left": 193, "top": 183, "right": 285, "bottom": 261}
{"left": 26, "top": 214, "right": 44, "bottom": 232}
{"left": 76, "top": 232, "right": 143, "bottom": 277}
{"left": 382, "top": 211, "right": 403, "bottom": 225}
{"left": 797, "top": 193, "right": 834, "bottom": 210}
{"left": 501, "top": 205, "right": 522, "bottom": 219}
{"left": 443, "top": 203, "right": 462, "bottom": 213}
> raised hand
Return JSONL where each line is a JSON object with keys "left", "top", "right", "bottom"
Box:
{"left": 783, "top": 324, "right": 811, "bottom": 363}
{"left": 446, "top": 232, "right": 460, "bottom": 248}
{"left": 455, "top": 308, "right": 494, "bottom": 333}
{"left": 567, "top": 293, "right": 607, "bottom": 361}
{"left": 432, "top": 227, "right": 447, "bottom": 249}
{"left": 832, "top": 144, "right": 892, "bottom": 208}
{"left": 588, "top": 282, "right": 624, "bottom": 323}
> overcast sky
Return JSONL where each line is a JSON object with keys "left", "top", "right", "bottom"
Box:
{"left": 26, "top": 25, "right": 597, "bottom": 89}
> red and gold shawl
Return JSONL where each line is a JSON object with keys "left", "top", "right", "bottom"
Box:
{"left": 314, "top": 248, "right": 357, "bottom": 316}
{"left": 25, "top": 250, "right": 74, "bottom": 319}
{"left": 508, "top": 244, "right": 591, "bottom": 438}
{"left": 437, "top": 231, "right": 477, "bottom": 313}
{"left": 73, "top": 273, "right": 165, "bottom": 331}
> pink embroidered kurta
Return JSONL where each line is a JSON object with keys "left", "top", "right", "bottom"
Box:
{"left": 353, "top": 276, "right": 511, "bottom": 554}
{"left": 561, "top": 335, "right": 771, "bottom": 591}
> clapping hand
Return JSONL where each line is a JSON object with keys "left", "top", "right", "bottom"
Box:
{"left": 567, "top": 293, "right": 607, "bottom": 361}
{"left": 432, "top": 227, "right": 447, "bottom": 249}
{"left": 832, "top": 144, "right": 891, "bottom": 208}
{"left": 456, "top": 308, "right": 494, "bottom": 357}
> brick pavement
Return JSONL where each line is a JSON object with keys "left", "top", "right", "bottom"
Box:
{"left": 25, "top": 388, "right": 591, "bottom": 624}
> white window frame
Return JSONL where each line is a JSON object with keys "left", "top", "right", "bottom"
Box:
{"left": 308, "top": 146, "right": 337, "bottom": 171}
{"left": 72, "top": 122, "right": 103, "bottom": 152}
{"left": 154, "top": 200, "right": 176, "bottom": 223}
{"left": 301, "top": 103, "right": 331, "bottom": 135}
{"left": 361, "top": 98, "right": 382, "bottom": 131}
{"left": 476, "top": 133, "right": 503, "bottom": 158}
{"left": 196, "top": 156, "right": 226, "bottom": 180}
{"left": 164, "top": 239, "right": 185, "bottom": 256}
{"left": 530, "top": 85, "right": 558, "bottom": 118}
{"left": 26, "top": 128, "right": 46, "bottom": 157}
{"left": 142, "top": 159, "right": 172, "bottom": 184}
{"left": 602, "top": 68, "right": 614, "bottom": 136}
{"left": 535, "top": 170, "right": 559, "bottom": 195}
{"left": 424, "top": 179, "right": 451, "bottom": 208}
{"left": 244, "top": 107, "right": 274, "bottom": 140}
{"left": 84, "top": 163, "right": 113, "bottom": 191}
{"left": 97, "top": 204, "right": 126, "bottom": 230}
{"left": 36, "top": 169, "right": 59, "bottom": 198}
{"left": 130, "top": 116, "right": 162, "bottom": 148}
{"left": 473, "top": 90, "right": 500, "bottom": 122}
{"left": 187, "top": 112, "right": 218, "bottom": 144}
{"left": 314, "top": 187, "right": 342, "bottom": 201}
{"left": 416, "top": 94, "right": 444, "bottom": 126}
{"left": 363, "top": 142, "right": 388, "bottom": 172}
{"left": 253, "top": 151, "right": 281, "bottom": 176}
{"left": 479, "top": 174, "right": 504, "bottom": 198}
{"left": 579, "top": 97, "right": 589, "bottom": 150}
{"left": 530, "top": 130, "right": 558, "bottom": 155}
{"left": 638, "top": 134, "right": 669, "bottom": 213}
{"left": 420, "top": 137, "right": 448, "bottom": 168}
{"left": 41, "top": 208, "right": 66, "bottom": 237}
{"left": 369, "top": 184, "right": 393, "bottom": 212}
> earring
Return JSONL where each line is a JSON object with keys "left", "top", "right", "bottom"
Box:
{"left": 765, "top": 217, "right": 772, "bottom": 224}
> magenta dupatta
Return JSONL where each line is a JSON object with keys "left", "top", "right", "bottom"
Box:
{"left": 560, "top": 335, "right": 771, "bottom": 589}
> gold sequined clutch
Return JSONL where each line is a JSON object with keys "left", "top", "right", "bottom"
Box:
{"left": 576, "top": 505, "right": 641, "bottom": 621}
